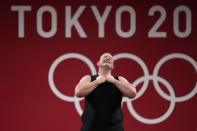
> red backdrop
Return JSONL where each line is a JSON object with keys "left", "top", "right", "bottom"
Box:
{"left": 0, "top": 0, "right": 197, "bottom": 131}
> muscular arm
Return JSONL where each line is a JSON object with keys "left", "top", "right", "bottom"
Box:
{"left": 75, "top": 75, "right": 105, "bottom": 98}
{"left": 108, "top": 76, "right": 136, "bottom": 99}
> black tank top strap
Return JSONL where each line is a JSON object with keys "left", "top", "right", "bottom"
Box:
{"left": 114, "top": 76, "right": 119, "bottom": 81}
{"left": 90, "top": 74, "right": 99, "bottom": 82}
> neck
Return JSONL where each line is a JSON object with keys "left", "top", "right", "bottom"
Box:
{"left": 98, "top": 67, "right": 111, "bottom": 77}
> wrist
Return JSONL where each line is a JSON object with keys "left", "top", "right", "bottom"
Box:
{"left": 94, "top": 79, "right": 100, "bottom": 86}
{"left": 112, "top": 78, "right": 119, "bottom": 85}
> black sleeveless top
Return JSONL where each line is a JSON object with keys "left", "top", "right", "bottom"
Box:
{"left": 80, "top": 74, "right": 124, "bottom": 131}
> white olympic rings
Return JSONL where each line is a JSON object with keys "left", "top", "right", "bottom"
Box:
{"left": 48, "top": 52, "right": 197, "bottom": 124}
{"left": 48, "top": 53, "right": 96, "bottom": 102}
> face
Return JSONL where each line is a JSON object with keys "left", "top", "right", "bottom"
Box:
{"left": 97, "top": 53, "right": 114, "bottom": 69}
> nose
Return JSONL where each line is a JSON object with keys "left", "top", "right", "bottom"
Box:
{"left": 106, "top": 57, "right": 111, "bottom": 61}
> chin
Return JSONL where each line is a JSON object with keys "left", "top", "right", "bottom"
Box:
{"left": 104, "top": 65, "right": 113, "bottom": 70}
{"left": 102, "top": 64, "right": 109, "bottom": 68}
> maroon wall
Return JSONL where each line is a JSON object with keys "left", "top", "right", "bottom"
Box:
{"left": 0, "top": 0, "right": 197, "bottom": 131}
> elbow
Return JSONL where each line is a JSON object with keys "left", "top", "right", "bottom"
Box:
{"left": 128, "top": 88, "right": 137, "bottom": 99}
{"left": 128, "top": 92, "right": 136, "bottom": 99}
{"left": 75, "top": 87, "right": 83, "bottom": 98}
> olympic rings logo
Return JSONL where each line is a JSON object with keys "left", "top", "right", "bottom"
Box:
{"left": 48, "top": 53, "right": 197, "bottom": 124}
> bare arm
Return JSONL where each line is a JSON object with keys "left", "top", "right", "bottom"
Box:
{"left": 75, "top": 75, "right": 105, "bottom": 98}
{"left": 107, "top": 76, "right": 136, "bottom": 99}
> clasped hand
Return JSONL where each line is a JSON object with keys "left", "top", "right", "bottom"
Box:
{"left": 96, "top": 75, "right": 116, "bottom": 84}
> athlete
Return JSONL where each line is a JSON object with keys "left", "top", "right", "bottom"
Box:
{"left": 75, "top": 53, "right": 136, "bottom": 131}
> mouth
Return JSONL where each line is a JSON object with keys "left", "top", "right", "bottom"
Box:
{"left": 104, "top": 60, "right": 111, "bottom": 64}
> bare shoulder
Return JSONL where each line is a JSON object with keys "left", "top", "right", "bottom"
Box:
{"left": 79, "top": 75, "right": 91, "bottom": 82}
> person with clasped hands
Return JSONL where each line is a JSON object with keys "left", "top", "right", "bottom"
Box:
{"left": 75, "top": 53, "right": 136, "bottom": 131}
